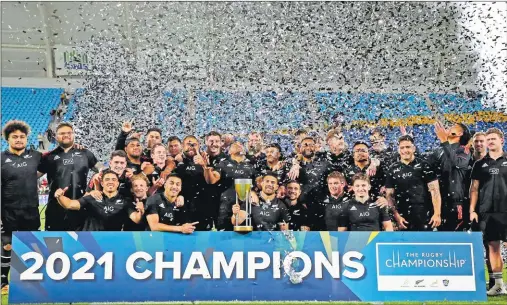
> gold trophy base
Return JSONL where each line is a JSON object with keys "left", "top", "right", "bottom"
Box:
{"left": 234, "top": 226, "right": 253, "bottom": 233}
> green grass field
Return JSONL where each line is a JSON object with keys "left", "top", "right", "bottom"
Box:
{"left": 2, "top": 207, "right": 505, "bottom": 305}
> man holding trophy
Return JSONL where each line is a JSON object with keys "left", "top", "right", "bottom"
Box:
{"left": 232, "top": 173, "right": 290, "bottom": 231}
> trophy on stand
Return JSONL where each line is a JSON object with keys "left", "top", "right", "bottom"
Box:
{"left": 233, "top": 178, "right": 253, "bottom": 232}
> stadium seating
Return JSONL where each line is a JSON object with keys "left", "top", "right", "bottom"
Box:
{"left": 63, "top": 88, "right": 83, "bottom": 122}
{"left": 2, "top": 86, "right": 506, "bottom": 157}
{"left": 1, "top": 87, "right": 62, "bottom": 149}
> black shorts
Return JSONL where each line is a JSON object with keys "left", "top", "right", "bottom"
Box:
{"left": 1, "top": 207, "right": 40, "bottom": 239}
{"left": 480, "top": 213, "right": 507, "bottom": 242}
{"left": 400, "top": 207, "right": 433, "bottom": 231}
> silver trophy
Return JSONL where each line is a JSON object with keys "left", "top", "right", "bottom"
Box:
{"left": 233, "top": 178, "right": 253, "bottom": 232}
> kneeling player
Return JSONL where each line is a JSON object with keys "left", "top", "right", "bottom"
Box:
{"left": 145, "top": 174, "right": 198, "bottom": 234}
{"left": 338, "top": 174, "right": 393, "bottom": 232}
{"left": 232, "top": 173, "right": 289, "bottom": 231}
{"left": 54, "top": 170, "right": 144, "bottom": 231}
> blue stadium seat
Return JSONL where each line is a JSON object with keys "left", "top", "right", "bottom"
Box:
{"left": 1, "top": 87, "right": 62, "bottom": 149}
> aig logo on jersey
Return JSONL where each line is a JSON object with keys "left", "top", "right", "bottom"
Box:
{"left": 489, "top": 168, "right": 500, "bottom": 175}
{"left": 11, "top": 162, "right": 28, "bottom": 168}
{"left": 63, "top": 158, "right": 74, "bottom": 165}
{"left": 103, "top": 206, "right": 114, "bottom": 214}
{"left": 402, "top": 172, "right": 413, "bottom": 179}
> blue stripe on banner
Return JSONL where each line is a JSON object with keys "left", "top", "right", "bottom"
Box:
{"left": 9, "top": 231, "right": 487, "bottom": 303}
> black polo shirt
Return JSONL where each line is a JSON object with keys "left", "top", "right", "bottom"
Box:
{"left": 297, "top": 158, "right": 335, "bottom": 205}
{"left": 370, "top": 147, "right": 398, "bottom": 172}
{"left": 248, "top": 197, "right": 289, "bottom": 231}
{"left": 217, "top": 157, "right": 256, "bottom": 191}
{"left": 39, "top": 147, "right": 98, "bottom": 231}
{"left": 343, "top": 160, "right": 386, "bottom": 198}
{"left": 203, "top": 152, "right": 229, "bottom": 215}
{"left": 338, "top": 198, "right": 390, "bottom": 231}
{"left": 385, "top": 157, "right": 437, "bottom": 216}
{"left": 78, "top": 193, "right": 135, "bottom": 231}
{"left": 471, "top": 152, "right": 507, "bottom": 213}
{"left": 86, "top": 169, "right": 132, "bottom": 198}
{"left": 145, "top": 192, "right": 190, "bottom": 227}
{"left": 147, "top": 164, "right": 166, "bottom": 192}
{"left": 1, "top": 149, "right": 42, "bottom": 210}
{"left": 127, "top": 160, "right": 142, "bottom": 175}
{"left": 253, "top": 160, "right": 288, "bottom": 186}
{"left": 174, "top": 156, "right": 208, "bottom": 213}
{"left": 322, "top": 194, "right": 350, "bottom": 231}
{"left": 320, "top": 151, "right": 352, "bottom": 173}
{"left": 283, "top": 199, "right": 309, "bottom": 231}
{"left": 123, "top": 197, "right": 147, "bottom": 231}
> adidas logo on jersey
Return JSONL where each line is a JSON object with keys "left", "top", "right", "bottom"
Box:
{"left": 5, "top": 158, "right": 12, "bottom": 163}
{"left": 159, "top": 203, "right": 165, "bottom": 208}
{"left": 227, "top": 163, "right": 233, "bottom": 167}
{"left": 350, "top": 206, "right": 357, "bottom": 211}
{"left": 54, "top": 156, "right": 61, "bottom": 160}
{"left": 482, "top": 163, "right": 489, "bottom": 168}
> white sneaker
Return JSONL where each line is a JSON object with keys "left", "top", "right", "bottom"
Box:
{"left": 487, "top": 284, "right": 507, "bottom": 296}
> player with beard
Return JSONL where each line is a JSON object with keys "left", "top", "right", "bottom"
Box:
{"left": 167, "top": 136, "right": 183, "bottom": 163}
{"left": 319, "top": 172, "right": 351, "bottom": 231}
{"left": 385, "top": 135, "right": 442, "bottom": 231}
{"left": 338, "top": 174, "right": 393, "bottom": 232}
{"left": 116, "top": 121, "right": 162, "bottom": 163}
{"left": 54, "top": 170, "right": 144, "bottom": 231}
{"left": 201, "top": 131, "right": 228, "bottom": 228}
{"left": 292, "top": 129, "right": 308, "bottom": 157}
{"left": 39, "top": 122, "right": 102, "bottom": 231}
{"left": 247, "top": 131, "right": 265, "bottom": 163}
{"left": 216, "top": 142, "right": 256, "bottom": 231}
{"left": 470, "top": 128, "right": 507, "bottom": 296}
{"left": 123, "top": 174, "right": 150, "bottom": 231}
{"left": 286, "top": 137, "right": 336, "bottom": 211}
{"left": 324, "top": 130, "right": 353, "bottom": 170}
{"left": 1, "top": 120, "right": 45, "bottom": 294}
{"left": 173, "top": 136, "right": 218, "bottom": 231}
{"left": 369, "top": 128, "right": 397, "bottom": 166}
{"left": 89, "top": 150, "right": 132, "bottom": 198}
{"left": 283, "top": 181, "right": 310, "bottom": 231}
{"left": 254, "top": 143, "right": 287, "bottom": 197}
{"left": 146, "top": 175, "right": 197, "bottom": 233}
{"left": 232, "top": 174, "right": 289, "bottom": 231}
{"left": 427, "top": 121, "right": 471, "bottom": 231}
{"left": 343, "top": 141, "right": 385, "bottom": 198}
